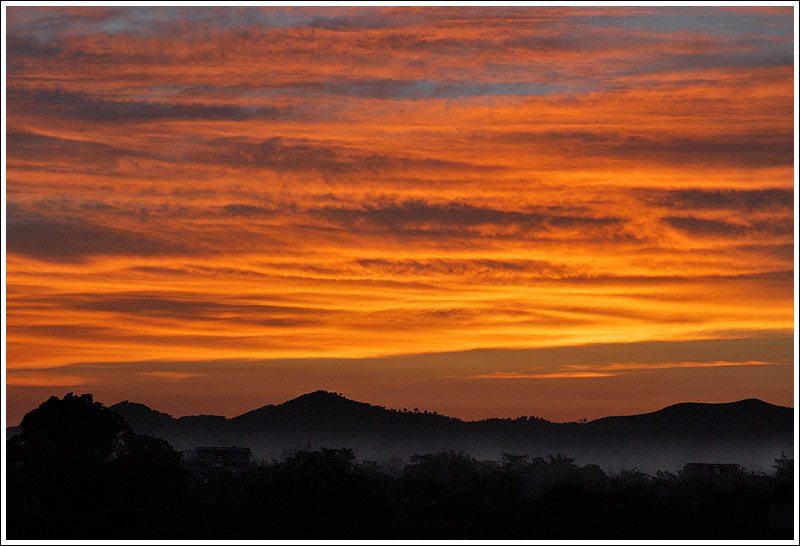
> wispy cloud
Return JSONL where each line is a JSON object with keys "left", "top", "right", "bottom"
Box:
{"left": 4, "top": 335, "right": 793, "bottom": 424}
{"left": 5, "top": 6, "right": 794, "bottom": 422}
{"left": 565, "top": 360, "right": 781, "bottom": 371}
{"left": 459, "top": 359, "right": 780, "bottom": 380}
{"left": 7, "top": 373, "right": 89, "bottom": 387}
{"left": 137, "top": 371, "right": 204, "bottom": 380}
{"left": 465, "top": 371, "right": 617, "bottom": 379}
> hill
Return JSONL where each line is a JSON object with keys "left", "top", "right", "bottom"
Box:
{"left": 101, "top": 391, "right": 793, "bottom": 473}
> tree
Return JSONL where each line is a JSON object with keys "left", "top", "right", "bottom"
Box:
{"left": 8, "top": 393, "right": 189, "bottom": 538}
{"left": 501, "top": 453, "right": 529, "bottom": 469}
{"left": 548, "top": 453, "right": 576, "bottom": 466}
{"left": 19, "top": 392, "right": 129, "bottom": 465}
{"left": 773, "top": 451, "right": 793, "bottom": 482}
{"left": 115, "top": 430, "right": 188, "bottom": 491}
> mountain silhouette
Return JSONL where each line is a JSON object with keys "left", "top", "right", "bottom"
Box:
{"left": 585, "top": 398, "right": 790, "bottom": 439}
{"left": 233, "top": 390, "right": 458, "bottom": 435}
{"left": 103, "top": 391, "right": 792, "bottom": 473}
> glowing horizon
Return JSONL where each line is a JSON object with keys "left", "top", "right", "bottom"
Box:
{"left": 4, "top": 6, "right": 795, "bottom": 425}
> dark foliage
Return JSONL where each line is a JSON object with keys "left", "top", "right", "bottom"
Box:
{"left": 7, "top": 393, "right": 189, "bottom": 538}
{"left": 6, "top": 393, "right": 795, "bottom": 539}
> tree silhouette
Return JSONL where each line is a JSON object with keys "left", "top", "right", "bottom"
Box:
{"left": 115, "top": 430, "right": 188, "bottom": 491}
{"left": 19, "top": 392, "right": 128, "bottom": 464}
{"left": 773, "top": 451, "right": 793, "bottom": 482}
{"left": 8, "top": 393, "right": 189, "bottom": 538}
{"left": 6, "top": 392, "right": 793, "bottom": 539}
{"left": 501, "top": 453, "right": 529, "bottom": 468}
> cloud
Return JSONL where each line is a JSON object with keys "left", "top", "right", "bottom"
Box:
{"left": 193, "top": 136, "right": 499, "bottom": 175}
{"left": 6, "top": 203, "right": 193, "bottom": 262}
{"left": 663, "top": 215, "right": 792, "bottom": 239}
{"left": 565, "top": 360, "right": 779, "bottom": 371}
{"left": 651, "top": 188, "right": 794, "bottom": 211}
{"left": 349, "top": 258, "right": 572, "bottom": 280}
{"left": 734, "top": 243, "right": 794, "bottom": 261}
{"left": 311, "top": 199, "right": 623, "bottom": 236}
{"left": 6, "top": 36, "right": 62, "bottom": 71}
{"left": 4, "top": 6, "right": 794, "bottom": 423}
{"left": 220, "top": 204, "right": 279, "bottom": 218}
{"left": 7, "top": 87, "right": 286, "bottom": 122}
{"left": 466, "top": 371, "right": 616, "bottom": 379}
{"left": 6, "top": 372, "right": 89, "bottom": 387}
{"left": 5, "top": 333, "right": 792, "bottom": 424}
{"left": 138, "top": 371, "right": 203, "bottom": 380}
{"left": 458, "top": 358, "right": 785, "bottom": 380}
{"left": 493, "top": 130, "right": 794, "bottom": 169}
{"left": 6, "top": 130, "right": 145, "bottom": 166}
{"left": 283, "top": 77, "right": 569, "bottom": 100}
{"left": 51, "top": 292, "right": 330, "bottom": 324}
{"left": 7, "top": 324, "right": 119, "bottom": 340}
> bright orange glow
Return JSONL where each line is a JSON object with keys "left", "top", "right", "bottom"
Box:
{"left": 4, "top": 6, "right": 795, "bottom": 424}
{"left": 6, "top": 373, "right": 89, "bottom": 387}
{"left": 565, "top": 360, "right": 782, "bottom": 371}
{"left": 466, "top": 372, "right": 618, "bottom": 379}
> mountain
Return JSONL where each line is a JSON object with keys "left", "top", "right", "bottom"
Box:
{"left": 111, "top": 401, "right": 174, "bottom": 435}
{"left": 232, "top": 390, "right": 461, "bottom": 436}
{"left": 586, "top": 398, "right": 790, "bottom": 439}
{"left": 6, "top": 425, "right": 21, "bottom": 440}
{"left": 104, "top": 391, "right": 793, "bottom": 474}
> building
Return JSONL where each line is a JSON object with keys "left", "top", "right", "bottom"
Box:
{"left": 184, "top": 446, "right": 252, "bottom": 478}
{"left": 680, "top": 463, "right": 743, "bottom": 482}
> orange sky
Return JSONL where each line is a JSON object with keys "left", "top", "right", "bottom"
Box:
{"left": 4, "top": 6, "right": 796, "bottom": 424}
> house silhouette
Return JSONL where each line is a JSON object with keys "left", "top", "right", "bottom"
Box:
{"left": 184, "top": 446, "right": 252, "bottom": 478}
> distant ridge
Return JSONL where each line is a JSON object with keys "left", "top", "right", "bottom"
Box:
{"left": 235, "top": 390, "right": 392, "bottom": 422}
{"left": 111, "top": 400, "right": 174, "bottom": 431}
{"left": 10, "top": 391, "right": 790, "bottom": 473}
{"left": 586, "top": 398, "right": 791, "bottom": 438}
{"left": 110, "top": 390, "right": 792, "bottom": 428}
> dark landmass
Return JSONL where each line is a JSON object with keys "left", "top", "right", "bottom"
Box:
{"left": 102, "top": 390, "right": 792, "bottom": 473}
{"left": 6, "top": 425, "right": 21, "bottom": 440}
{"left": 5, "top": 393, "right": 794, "bottom": 539}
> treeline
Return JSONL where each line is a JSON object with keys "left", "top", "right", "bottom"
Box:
{"left": 6, "top": 393, "right": 794, "bottom": 539}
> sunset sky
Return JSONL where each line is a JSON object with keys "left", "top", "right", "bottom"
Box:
{"left": 4, "top": 5, "right": 796, "bottom": 425}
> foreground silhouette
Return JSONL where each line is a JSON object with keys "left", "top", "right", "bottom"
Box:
{"left": 7, "top": 394, "right": 188, "bottom": 538}
{"left": 6, "top": 393, "right": 795, "bottom": 539}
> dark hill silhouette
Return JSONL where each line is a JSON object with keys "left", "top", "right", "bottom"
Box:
{"left": 585, "top": 398, "right": 790, "bottom": 439}
{"left": 101, "top": 391, "right": 792, "bottom": 473}
{"left": 9, "top": 392, "right": 794, "bottom": 539}
{"left": 111, "top": 401, "right": 173, "bottom": 435}
{"left": 233, "top": 390, "right": 458, "bottom": 434}
{"left": 6, "top": 425, "right": 21, "bottom": 440}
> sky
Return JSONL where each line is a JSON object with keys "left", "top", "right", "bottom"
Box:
{"left": 3, "top": 5, "right": 796, "bottom": 425}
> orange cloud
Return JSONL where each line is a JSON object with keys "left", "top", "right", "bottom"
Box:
{"left": 137, "top": 371, "right": 204, "bottom": 380}
{"left": 5, "top": 6, "right": 794, "bottom": 422}
{"left": 565, "top": 360, "right": 782, "bottom": 371}
{"left": 6, "top": 373, "right": 89, "bottom": 387}
{"left": 465, "top": 372, "right": 617, "bottom": 379}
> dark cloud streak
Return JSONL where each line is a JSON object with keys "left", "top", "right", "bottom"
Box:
{"left": 492, "top": 130, "right": 794, "bottom": 168}
{"left": 311, "top": 199, "right": 623, "bottom": 233}
{"left": 7, "top": 87, "right": 286, "bottom": 122}
{"left": 664, "top": 215, "right": 792, "bottom": 239}
{"left": 653, "top": 188, "right": 794, "bottom": 211}
{"left": 6, "top": 204, "right": 193, "bottom": 262}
